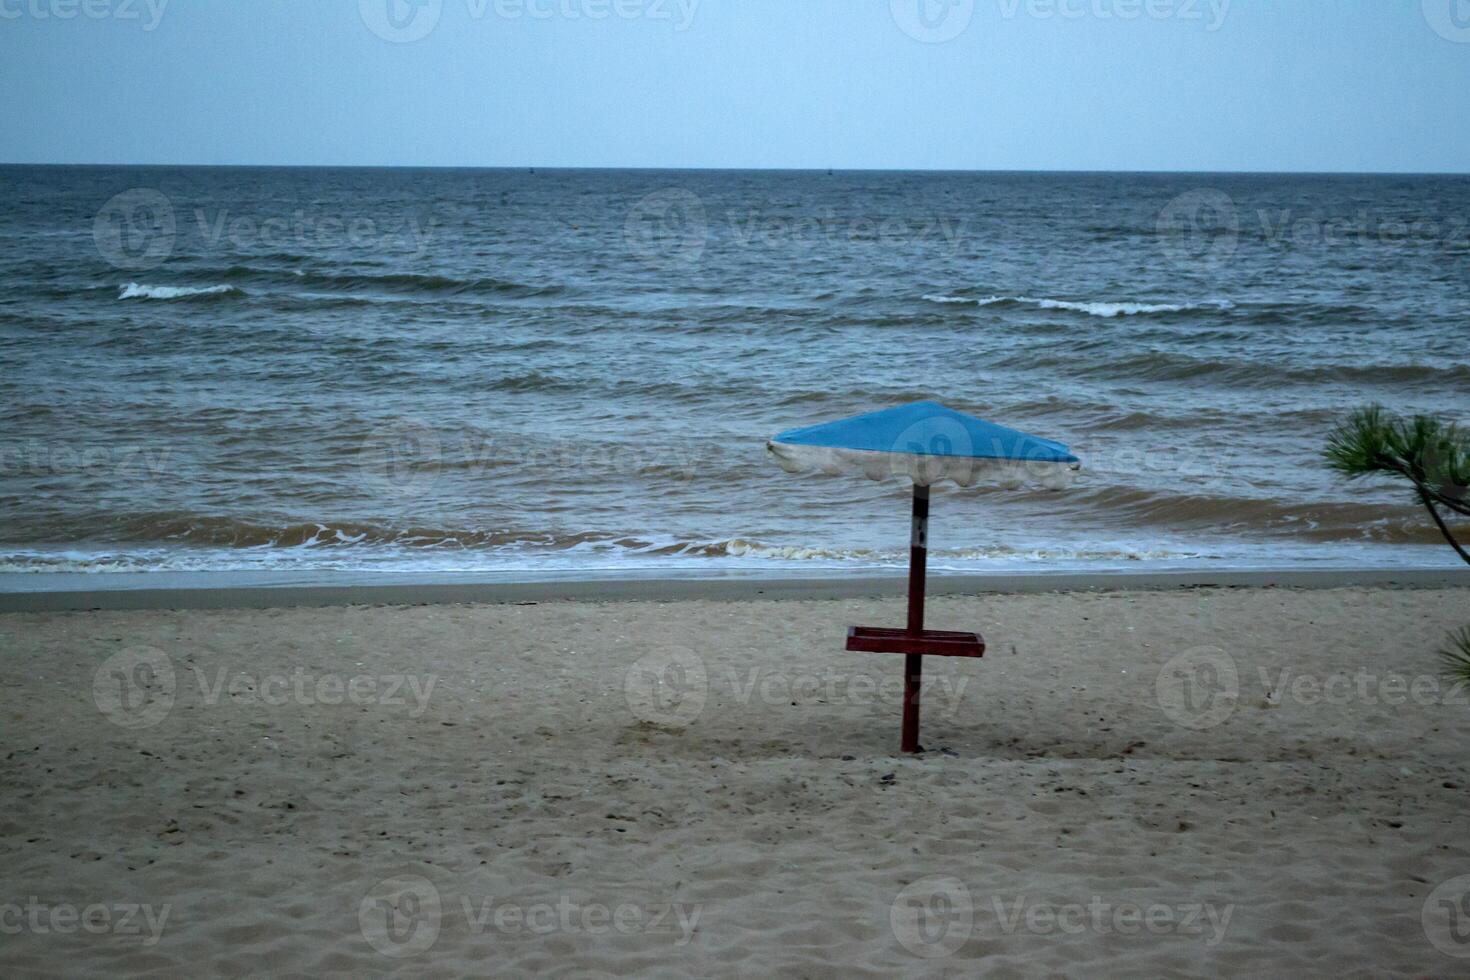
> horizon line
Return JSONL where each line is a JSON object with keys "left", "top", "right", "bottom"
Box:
{"left": 3, "top": 161, "right": 1469, "bottom": 178}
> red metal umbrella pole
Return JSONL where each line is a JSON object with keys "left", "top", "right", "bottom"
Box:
{"left": 845, "top": 482, "right": 984, "bottom": 754}
{"left": 902, "top": 483, "right": 929, "bottom": 752}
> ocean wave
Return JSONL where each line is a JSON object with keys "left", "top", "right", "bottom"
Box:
{"left": 1056, "top": 485, "right": 1450, "bottom": 544}
{"left": 0, "top": 512, "right": 1453, "bottom": 575}
{"left": 922, "top": 294, "right": 1235, "bottom": 318}
{"left": 118, "top": 283, "right": 243, "bottom": 301}
{"left": 0, "top": 538, "right": 1208, "bottom": 573}
{"left": 0, "top": 509, "right": 1220, "bottom": 560}
{"left": 10, "top": 501, "right": 1446, "bottom": 555}
{"left": 197, "top": 264, "right": 563, "bottom": 299}
{"left": 1060, "top": 348, "right": 1470, "bottom": 388}
{"left": 8, "top": 515, "right": 663, "bottom": 553}
{"left": 302, "top": 270, "right": 562, "bottom": 298}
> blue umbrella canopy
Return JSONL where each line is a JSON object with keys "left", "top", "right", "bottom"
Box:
{"left": 767, "top": 400, "right": 1080, "bottom": 489}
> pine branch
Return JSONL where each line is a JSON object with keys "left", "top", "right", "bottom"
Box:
{"left": 1325, "top": 405, "right": 1470, "bottom": 562}
{"left": 1417, "top": 488, "right": 1470, "bottom": 566}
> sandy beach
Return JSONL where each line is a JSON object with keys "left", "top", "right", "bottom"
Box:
{"left": 3, "top": 580, "right": 1470, "bottom": 976}
{"left": 8, "top": 1, "right": 1469, "bottom": 976}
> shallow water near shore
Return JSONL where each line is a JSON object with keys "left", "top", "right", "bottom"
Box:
{"left": 2, "top": 165, "right": 1467, "bottom": 576}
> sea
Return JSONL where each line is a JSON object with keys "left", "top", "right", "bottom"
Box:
{"left": 1, "top": 165, "right": 1467, "bottom": 580}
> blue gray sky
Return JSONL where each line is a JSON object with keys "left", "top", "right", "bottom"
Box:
{"left": 2, "top": 0, "right": 1468, "bottom": 171}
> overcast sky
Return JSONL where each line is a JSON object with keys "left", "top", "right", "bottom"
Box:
{"left": 2, "top": 0, "right": 1468, "bottom": 171}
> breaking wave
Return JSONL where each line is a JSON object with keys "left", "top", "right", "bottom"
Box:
{"left": 118, "top": 283, "right": 243, "bottom": 301}
{"left": 922, "top": 294, "right": 1235, "bottom": 318}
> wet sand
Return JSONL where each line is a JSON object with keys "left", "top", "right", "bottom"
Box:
{"left": 1, "top": 565, "right": 1465, "bottom": 612}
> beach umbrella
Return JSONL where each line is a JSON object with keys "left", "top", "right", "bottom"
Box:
{"left": 767, "top": 401, "right": 1081, "bottom": 753}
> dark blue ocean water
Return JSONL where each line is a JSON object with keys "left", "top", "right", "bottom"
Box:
{"left": 1, "top": 165, "right": 1467, "bottom": 575}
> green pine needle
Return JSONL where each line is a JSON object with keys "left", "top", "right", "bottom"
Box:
{"left": 1324, "top": 404, "right": 1470, "bottom": 503}
{"left": 1439, "top": 626, "right": 1470, "bottom": 686}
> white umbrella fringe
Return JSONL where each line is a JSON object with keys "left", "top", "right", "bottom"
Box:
{"left": 766, "top": 441, "right": 1081, "bottom": 490}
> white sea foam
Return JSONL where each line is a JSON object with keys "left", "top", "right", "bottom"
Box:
{"left": 0, "top": 536, "right": 1443, "bottom": 576}
{"left": 716, "top": 538, "right": 1194, "bottom": 564}
{"left": 118, "top": 283, "right": 240, "bottom": 300}
{"left": 923, "top": 294, "right": 1234, "bottom": 318}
